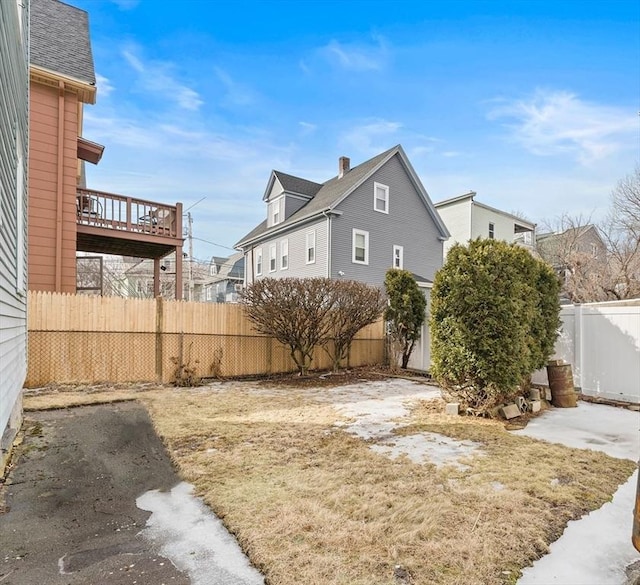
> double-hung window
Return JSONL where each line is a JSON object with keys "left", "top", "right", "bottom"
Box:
{"left": 255, "top": 248, "right": 263, "bottom": 276}
{"left": 269, "top": 244, "right": 277, "bottom": 272}
{"left": 353, "top": 229, "right": 369, "bottom": 264}
{"left": 280, "top": 239, "right": 289, "bottom": 270}
{"left": 374, "top": 182, "right": 389, "bottom": 214}
{"left": 269, "top": 197, "right": 283, "bottom": 226}
{"left": 306, "top": 231, "right": 316, "bottom": 264}
{"left": 489, "top": 222, "right": 495, "bottom": 239}
{"left": 393, "top": 245, "right": 403, "bottom": 269}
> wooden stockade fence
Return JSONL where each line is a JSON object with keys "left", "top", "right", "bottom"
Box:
{"left": 26, "top": 291, "right": 386, "bottom": 386}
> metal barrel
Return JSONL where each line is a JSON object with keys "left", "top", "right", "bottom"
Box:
{"left": 546, "top": 363, "right": 577, "bottom": 408}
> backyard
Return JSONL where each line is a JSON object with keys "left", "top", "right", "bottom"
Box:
{"left": 20, "top": 369, "right": 636, "bottom": 585}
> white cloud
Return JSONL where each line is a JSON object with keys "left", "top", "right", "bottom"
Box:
{"left": 487, "top": 89, "right": 637, "bottom": 165}
{"left": 213, "top": 67, "right": 255, "bottom": 107}
{"left": 299, "top": 121, "right": 317, "bottom": 135}
{"left": 340, "top": 119, "right": 402, "bottom": 155}
{"left": 121, "top": 45, "right": 203, "bottom": 111}
{"left": 95, "top": 73, "right": 114, "bottom": 99}
{"left": 320, "top": 35, "right": 389, "bottom": 71}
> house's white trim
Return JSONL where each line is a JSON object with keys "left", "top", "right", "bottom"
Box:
{"left": 269, "top": 244, "right": 277, "bottom": 272}
{"left": 352, "top": 229, "right": 369, "bottom": 265}
{"left": 374, "top": 182, "right": 389, "bottom": 214}
{"left": 280, "top": 239, "right": 289, "bottom": 270}
{"left": 306, "top": 230, "right": 316, "bottom": 264}
{"left": 393, "top": 244, "right": 403, "bottom": 269}
{"left": 255, "top": 247, "right": 263, "bottom": 276}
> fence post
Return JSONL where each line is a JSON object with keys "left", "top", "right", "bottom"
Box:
{"left": 574, "top": 304, "right": 583, "bottom": 390}
{"left": 155, "top": 297, "right": 163, "bottom": 383}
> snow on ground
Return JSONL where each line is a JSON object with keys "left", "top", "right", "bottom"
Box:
{"left": 322, "top": 379, "right": 640, "bottom": 583}
{"left": 513, "top": 402, "right": 640, "bottom": 585}
{"left": 137, "top": 482, "right": 264, "bottom": 585}
{"left": 326, "top": 378, "right": 484, "bottom": 469}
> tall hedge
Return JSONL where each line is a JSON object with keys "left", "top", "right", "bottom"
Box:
{"left": 430, "top": 239, "right": 560, "bottom": 411}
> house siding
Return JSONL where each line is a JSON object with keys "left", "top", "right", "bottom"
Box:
{"left": 331, "top": 153, "right": 443, "bottom": 286}
{"left": 284, "top": 195, "right": 309, "bottom": 219}
{"left": 28, "top": 81, "right": 79, "bottom": 293}
{"left": 0, "top": 0, "right": 29, "bottom": 465}
{"left": 471, "top": 204, "right": 519, "bottom": 243}
{"left": 244, "top": 217, "right": 328, "bottom": 283}
{"left": 435, "top": 199, "right": 472, "bottom": 257}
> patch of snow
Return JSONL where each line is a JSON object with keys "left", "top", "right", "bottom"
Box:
{"left": 514, "top": 402, "right": 640, "bottom": 584}
{"left": 330, "top": 379, "right": 483, "bottom": 469}
{"left": 137, "top": 482, "right": 264, "bottom": 585}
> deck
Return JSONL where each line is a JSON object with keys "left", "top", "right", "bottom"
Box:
{"left": 76, "top": 187, "right": 184, "bottom": 258}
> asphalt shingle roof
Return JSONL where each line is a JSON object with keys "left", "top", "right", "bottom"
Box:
{"left": 237, "top": 145, "right": 399, "bottom": 247}
{"left": 30, "top": 0, "right": 95, "bottom": 85}
{"left": 272, "top": 171, "right": 322, "bottom": 199}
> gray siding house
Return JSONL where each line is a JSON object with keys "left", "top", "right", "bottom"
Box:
{"left": 1, "top": 0, "right": 29, "bottom": 470}
{"left": 236, "top": 145, "right": 450, "bottom": 288}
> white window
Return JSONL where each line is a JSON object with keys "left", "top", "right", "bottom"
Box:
{"left": 269, "top": 197, "right": 284, "bottom": 226}
{"left": 306, "top": 231, "right": 316, "bottom": 264}
{"left": 206, "top": 287, "right": 212, "bottom": 301}
{"left": 374, "top": 182, "right": 389, "bottom": 214}
{"left": 280, "top": 239, "right": 289, "bottom": 270}
{"left": 489, "top": 222, "right": 495, "bottom": 239}
{"left": 393, "top": 245, "right": 403, "bottom": 269}
{"left": 353, "top": 229, "right": 369, "bottom": 264}
{"left": 255, "top": 248, "right": 263, "bottom": 276}
{"left": 269, "top": 244, "right": 277, "bottom": 272}
{"left": 209, "top": 263, "right": 217, "bottom": 276}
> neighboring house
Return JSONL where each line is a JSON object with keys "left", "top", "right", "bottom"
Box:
{"left": 236, "top": 144, "right": 450, "bottom": 371}
{"left": 236, "top": 145, "right": 449, "bottom": 288}
{"left": 123, "top": 255, "right": 210, "bottom": 301}
{"left": 537, "top": 225, "right": 609, "bottom": 302}
{"left": 28, "top": 0, "right": 184, "bottom": 298}
{"left": 434, "top": 191, "right": 536, "bottom": 258}
{"left": 0, "top": 0, "right": 29, "bottom": 469}
{"left": 204, "top": 252, "right": 245, "bottom": 302}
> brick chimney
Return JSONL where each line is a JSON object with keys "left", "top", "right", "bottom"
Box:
{"left": 338, "top": 156, "right": 350, "bottom": 178}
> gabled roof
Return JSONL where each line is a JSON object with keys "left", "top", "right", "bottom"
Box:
{"left": 263, "top": 171, "right": 322, "bottom": 200}
{"left": 237, "top": 145, "right": 449, "bottom": 248}
{"left": 30, "top": 0, "right": 95, "bottom": 86}
{"left": 435, "top": 191, "right": 535, "bottom": 230}
{"left": 537, "top": 224, "right": 605, "bottom": 246}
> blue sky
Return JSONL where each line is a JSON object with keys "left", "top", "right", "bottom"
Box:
{"left": 72, "top": 0, "right": 639, "bottom": 260}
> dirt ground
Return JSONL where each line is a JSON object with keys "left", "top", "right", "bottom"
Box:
{"left": 0, "top": 402, "right": 189, "bottom": 585}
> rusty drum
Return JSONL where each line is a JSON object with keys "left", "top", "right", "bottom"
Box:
{"left": 546, "top": 362, "right": 577, "bottom": 408}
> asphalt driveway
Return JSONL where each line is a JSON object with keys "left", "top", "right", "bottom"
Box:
{"left": 0, "top": 402, "right": 263, "bottom": 585}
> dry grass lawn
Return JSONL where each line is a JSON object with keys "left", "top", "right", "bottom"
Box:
{"left": 23, "top": 378, "right": 635, "bottom": 585}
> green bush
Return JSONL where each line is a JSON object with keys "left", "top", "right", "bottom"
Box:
{"left": 384, "top": 269, "right": 427, "bottom": 369}
{"left": 430, "top": 239, "right": 560, "bottom": 412}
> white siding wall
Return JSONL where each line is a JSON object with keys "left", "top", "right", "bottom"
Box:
{"left": 471, "top": 205, "right": 517, "bottom": 243}
{"left": 0, "top": 0, "right": 29, "bottom": 462}
{"left": 435, "top": 200, "right": 472, "bottom": 257}
{"left": 531, "top": 300, "right": 640, "bottom": 404}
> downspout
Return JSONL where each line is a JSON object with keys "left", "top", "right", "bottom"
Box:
{"left": 55, "top": 80, "right": 65, "bottom": 291}
{"left": 323, "top": 210, "right": 331, "bottom": 278}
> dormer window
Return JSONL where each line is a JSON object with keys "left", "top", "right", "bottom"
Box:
{"left": 268, "top": 197, "right": 284, "bottom": 227}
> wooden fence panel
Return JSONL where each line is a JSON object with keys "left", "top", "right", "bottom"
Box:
{"left": 26, "top": 292, "right": 386, "bottom": 386}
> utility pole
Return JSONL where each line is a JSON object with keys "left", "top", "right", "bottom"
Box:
{"left": 187, "top": 211, "right": 194, "bottom": 302}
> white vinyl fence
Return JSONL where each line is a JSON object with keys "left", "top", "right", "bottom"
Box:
{"left": 532, "top": 299, "right": 640, "bottom": 404}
